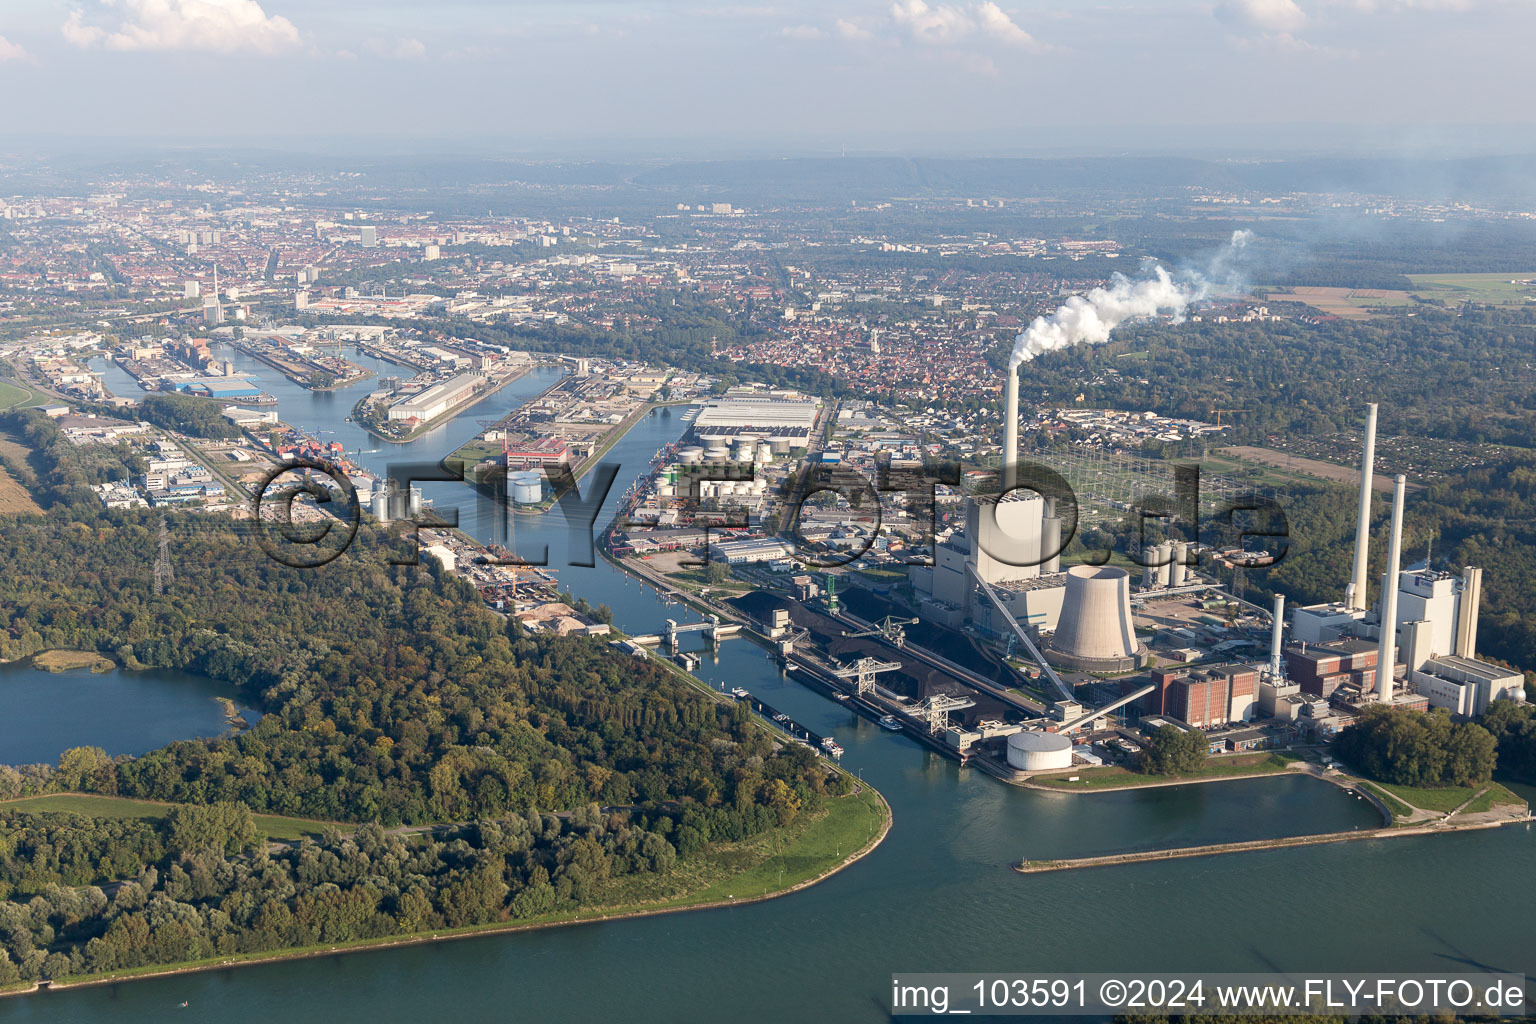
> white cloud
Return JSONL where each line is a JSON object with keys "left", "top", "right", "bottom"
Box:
{"left": 835, "top": 18, "right": 874, "bottom": 39}
{"left": 889, "top": 0, "right": 1040, "bottom": 47}
{"left": 778, "top": 24, "right": 825, "bottom": 39}
{"left": 0, "top": 35, "right": 29, "bottom": 62}
{"left": 62, "top": 0, "right": 301, "bottom": 55}
{"left": 369, "top": 36, "right": 426, "bottom": 59}
{"left": 1215, "top": 0, "right": 1309, "bottom": 34}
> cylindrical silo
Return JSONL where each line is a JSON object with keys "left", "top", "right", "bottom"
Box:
{"left": 1006, "top": 731, "right": 1073, "bottom": 772}
{"left": 372, "top": 489, "right": 390, "bottom": 523}
{"left": 756, "top": 442, "right": 774, "bottom": 464}
{"left": 678, "top": 446, "right": 704, "bottom": 465}
{"left": 510, "top": 470, "right": 543, "bottom": 504}
{"left": 1170, "top": 541, "right": 1189, "bottom": 586}
{"left": 1156, "top": 542, "right": 1173, "bottom": 587}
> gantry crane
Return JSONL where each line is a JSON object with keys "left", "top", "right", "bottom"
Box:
{"left": 911, "top": 693, "right": 976, "bottom": 735}
{"left": 832, "top": 656, "right": 904, "bottom": 697}
{"left": 842, "top": 615, "right": 920, "bottom": 648}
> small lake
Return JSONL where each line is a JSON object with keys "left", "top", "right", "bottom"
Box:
{"left": 0, "top": 658, "right": 257, "bottom": 767}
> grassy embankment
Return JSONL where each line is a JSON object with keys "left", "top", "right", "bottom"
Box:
{"left": 1032, "top": 751, "right": 1300, "bottom": 790}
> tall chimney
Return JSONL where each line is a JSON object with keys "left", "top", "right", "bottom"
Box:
{"left": 1376, "top": 474, "right": 1407, "bottom": 703}
{"left": 1347, "top": 403, "right": 1379, "bottom": 611}
{"left": 1002, "top": 365, "right": 1019, "bottom": 492}
{"left": 1456, "top": 565, "right": 1482, "bottom": 659}
{"left": 1268, "top": 593, "right": 1286, "bottom": 680}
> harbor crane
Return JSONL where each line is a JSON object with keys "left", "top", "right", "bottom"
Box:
{"left": 832, "top": 656, "right": 904, "bottom": 697}
{"left": 842, "top": 615, "right": 919, "bottom": 648}
{"left": 911, "top": 694, "right": 976, "bottom": 735}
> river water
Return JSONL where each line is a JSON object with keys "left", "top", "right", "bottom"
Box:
{"left": 9, "top": 348, "right": 1532, "bottom": 1022}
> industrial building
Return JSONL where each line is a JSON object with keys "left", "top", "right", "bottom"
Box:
{"left": 708, "top": 538, "right": 794, "bottom": 565}
{"left": 692, "top": 391, "right": 821, "bottom": 450}
{"left": 1286, "top": 403, "right": 1519, "bottom": 718}
{"left": 387, "top": 373, "right": 482, "bottom": 423}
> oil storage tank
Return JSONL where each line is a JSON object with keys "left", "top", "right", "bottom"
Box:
{"left": 1006, "top": 731, "right": 1073, "bottom": 772}
{"left": 1046, "top": 565, "right": 1148, "bottom": 673}
{"left": 510, "top": 470, "right": 544, "bottom": 505}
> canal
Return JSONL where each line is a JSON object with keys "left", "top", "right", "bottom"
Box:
{"left": 8, "top": 349, "right": 1532, "bottom": 1022}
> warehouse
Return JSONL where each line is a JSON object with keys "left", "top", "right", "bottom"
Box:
{"left": 388, "top": 373, "right": 482, "bottom": 422}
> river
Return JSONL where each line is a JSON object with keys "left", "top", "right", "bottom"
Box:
{"left": 11, "top": 347, "right": 1532, "bottom": 1022}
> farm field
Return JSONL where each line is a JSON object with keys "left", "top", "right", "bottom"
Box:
{"left": 1406, "top": 272, "right": 1536, "bottom": 305}
{"left": 0, "top": 465, "right": 40, "bottom": 515}
{"left": 1270, "top": 285, "right": 1417, "bottom": 318}
{"left": 1215, "top": 446, "right": 1399, "bottom": 491}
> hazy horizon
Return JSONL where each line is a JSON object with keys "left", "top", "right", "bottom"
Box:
{"left": 2, "top": 0, "right": 1535, "bottom": 157}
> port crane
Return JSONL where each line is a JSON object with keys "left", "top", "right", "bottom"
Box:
{"left": 841, "top": 615, "right": 919, "bottom": 648}
{"left": 832, "top": 656, "right": 904, "bottom": 697}
{"left": 911, "top": 693, "right": 976, "bottom": 735}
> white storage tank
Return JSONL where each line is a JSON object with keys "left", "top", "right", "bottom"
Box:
{"left": 656, "top": 483, "right": 676, "bottom": 500}
{"left": 1170, "top": 541, "right": 1189, "bottom": 586}
{"left": 756, "top": 442, "right": 774, "bottom": 464}
{"left": 704, "top": 446, "right": 730, "bottom": 461}
{"left": 371, "top": 489, "right": 391, "bottom": 522}
{"left": 1006, "top": 731, "right": 1074, "bottom": 772}
{"left": 510, "top": 470, "right": 544, "bottom": 505}
{"left": 678, "top": 446, "right": 705, "bottom": 465}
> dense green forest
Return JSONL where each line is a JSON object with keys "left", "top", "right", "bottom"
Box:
{"left": 1331, "top": 706, "right": 1496, "bottom": 788}
{"left": 0, "top": 509, "right": 836, "bottom": 825}
{"left": 0, "top": 503, "right": 856, "bottom": 983}
{"left": 0, "top": 800, "right": 698, "bottom": 984}
{"left": 1011, "top": 307, "right": 1536, "bottom": 447}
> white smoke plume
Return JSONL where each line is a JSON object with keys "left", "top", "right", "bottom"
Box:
{"left": 1008, "top": 229, "right": 1254, "bottom": 369}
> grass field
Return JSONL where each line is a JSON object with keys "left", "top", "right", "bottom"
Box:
{"left": 0, "top": 794, "right": 342, "bottom": 842}
{"left": 1407, "top": 272, "right": 1536, "bottom": 306}
{"left": 1269, "top": 285, "right": 1418, "bottom": 319}
{"left": 1358, "top": 782, "right": 1415, "bottom": 820}
{"left": 1371, "top": 781, "right": 1482, "bottom": 813}
{"left": 0, "top": 465, "right": 40, "bottom": 516}
{"left": 0, "top": 379, "right": 37, "bottom": 411}
{"left": 1462, "top": 782, "right": 1527, "bottom": 815}
{"left": 1034, "top": 751, "right": 1298, "bottom": 789}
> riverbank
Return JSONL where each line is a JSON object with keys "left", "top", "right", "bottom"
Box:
{"left": 352, "top": 367, "right": 531, "bottom": 445}
{"left": 0, "top": 783, "right": 890, "bottom": 1000}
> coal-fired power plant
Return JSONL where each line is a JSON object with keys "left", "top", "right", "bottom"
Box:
{"left": 1046, "top": 565, "right": 1146, "bottom": 672}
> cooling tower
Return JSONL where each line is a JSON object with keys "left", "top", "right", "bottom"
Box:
{"left": 1046, "top": 565, "right": 1147, "bottom": 673}
{"left": 1347, "top": 403, "right": 1379, "bottom": 612}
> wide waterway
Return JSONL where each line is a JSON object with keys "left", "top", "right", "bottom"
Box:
{"left": 10, "top": 349, "right": 1533, "bottom": 1022}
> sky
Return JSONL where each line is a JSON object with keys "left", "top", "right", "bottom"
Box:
{"left": 0, "top": 0, "right": 1532, "bottom": 155}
